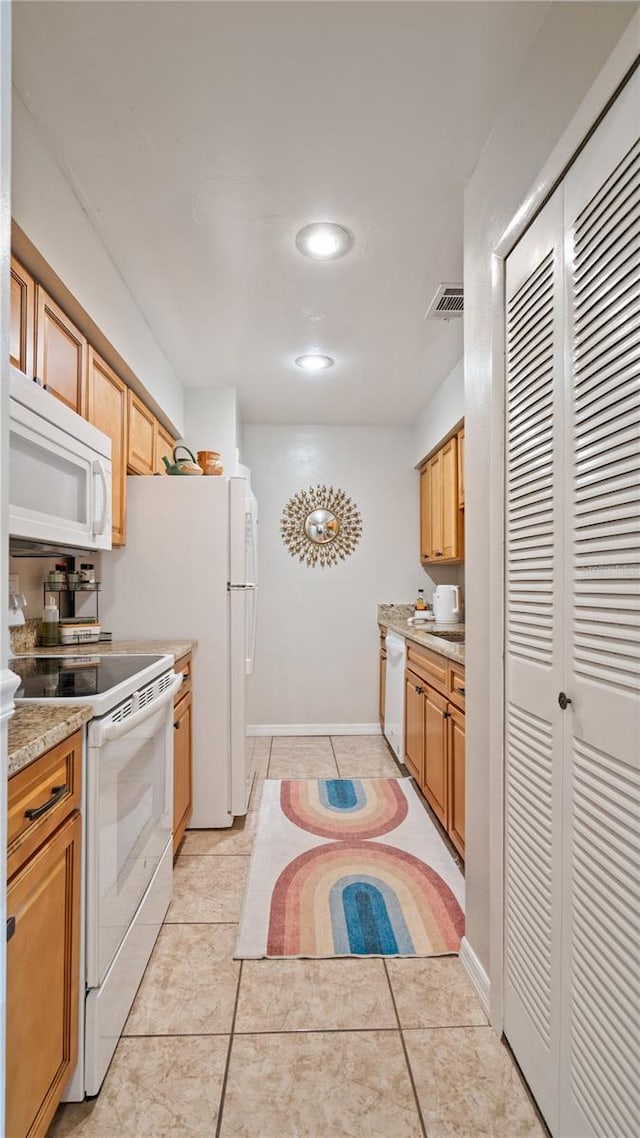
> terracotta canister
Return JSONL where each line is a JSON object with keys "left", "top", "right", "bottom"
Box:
{"left": 197, "top": 450, "right": 224, "bottom": 476}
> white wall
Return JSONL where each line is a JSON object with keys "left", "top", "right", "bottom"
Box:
{"left": 244, "top": 425, "right": 420, "bottom": 729}
{"left": 182, "top": 388, "right": 239, "bottom": 478}
{"left": 12, "top": 92, "right": 184, "bottom": 432}
{"left": 413, "top": 357, "right": 464, "bottom": 467}
{"left": 463, "top": 1, "right": 637, "bottom": 993}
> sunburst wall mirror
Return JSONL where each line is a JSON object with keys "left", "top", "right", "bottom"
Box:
{"left": 280, "top": 485, "right": 363, "bottom": 568}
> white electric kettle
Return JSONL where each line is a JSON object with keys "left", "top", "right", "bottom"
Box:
{"left": 432, "top": 585, "right": 463, "bottom": 624}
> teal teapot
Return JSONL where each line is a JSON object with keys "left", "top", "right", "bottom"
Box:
{"left": 162, "top": 446, "right": 203, "bottom": 476}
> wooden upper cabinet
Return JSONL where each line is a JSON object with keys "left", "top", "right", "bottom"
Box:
{"left": 35, "top": 285, "right": 87, "bottom": 414}
{"left": 155, "top": 421, "right": 175, "bottom": 475}
{"left": 86, "top": 349, "right": 128, "bottom": 546}
{"left": 428, "top": 451, "right": 444, "bottom": 559}
{"left": 419, "top": 423, "right": 464, "bottom": 564}
{"left": 457, "top": 427, "right": 465, "bottom": 509}
{"left": 127, "top": 389, "right": 156, "bottom": 475}
{"left": 10, "top": 256, "right": 35, "bottom": 377}
{"left": 419, "top": 466, "right": 431, "bottom": 561}
{"left": 441, "top": 436, "right": 459, "bottom": 560}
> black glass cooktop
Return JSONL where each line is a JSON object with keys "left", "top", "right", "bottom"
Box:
{"left": 12, "top": 655, "right": 166, "bottom": 699}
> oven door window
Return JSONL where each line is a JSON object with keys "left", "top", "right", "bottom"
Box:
{"left": 87, "top": 702, "right": 172, "bottom": 987}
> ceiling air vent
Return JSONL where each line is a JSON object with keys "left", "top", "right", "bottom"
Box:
{"left": 424, "top": 283, "right": 464, "bottom": 320}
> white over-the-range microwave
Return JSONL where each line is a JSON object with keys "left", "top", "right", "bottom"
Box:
{"left": 8, "top": 366, "right": 112, "bottom": 552}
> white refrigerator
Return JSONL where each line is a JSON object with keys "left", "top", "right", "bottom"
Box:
{"left": 100, "top": 475, "right": 258, "bottom": 828}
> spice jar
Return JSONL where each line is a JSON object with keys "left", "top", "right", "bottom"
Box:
{"left": 48, "top": 563, "right": 67, "bottom": 590}
{"left": 80, "top": 563, "right": 96, "bottom": 588}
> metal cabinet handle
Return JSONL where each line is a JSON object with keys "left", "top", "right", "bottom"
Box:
{"left": 558, "top": 692, "right": 572, "bottom": 710}
{"left": 6, "top": 917, "right": 16, "bottom": 943}
{"left": 182, "top": 672, "right": 190, "bottom": 681}
{"left": 443, "top": 710, "right": 451, "bottom": 719}
{"left": 25, "top": 784, "right": 68, "bottom": 820}
{"left": 173, "top": 721, "right": 180, "bottom": 730}
{"left": 435, "top": 551, "right": 443, "bottom": 558}
{"left": 459, "top": 686, "right": 466, "bottom": 696}
{"left": 415, "top": 685, "right": 424, "bottom": 695}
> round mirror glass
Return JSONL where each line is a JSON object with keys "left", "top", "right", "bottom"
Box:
{"left": 304, "top": 508, "right": 340, "bottom": 544}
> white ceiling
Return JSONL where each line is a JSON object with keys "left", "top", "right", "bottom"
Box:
{"left": 12, "top": 1, "right": 548, "bottom": 426}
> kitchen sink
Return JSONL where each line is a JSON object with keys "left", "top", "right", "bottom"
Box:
{"left": 428, "top": 630, "right": 465, "bottom": 642}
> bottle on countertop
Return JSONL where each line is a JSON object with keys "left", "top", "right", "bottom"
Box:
{"left": 40, "top": 594, "right": 60, "bottom": 646}
{"left": 414, "top": 588, "right": 427, "bottom": 612}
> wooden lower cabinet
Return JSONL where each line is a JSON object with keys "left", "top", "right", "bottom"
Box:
{"left": 423, "top": 685, "right": 448, "bottom": 828}
{"left": 403, "top": 653, "right": 466, "bottom": 858}
{"left": 173, "top": 652, "right": 193, "bottom": 854}
{"left": 404, "top": 671, "right": 424, "bottom": 784}
{"left": 447, "top": 705, "right": 466, "bottom": 857}
{"left": 6, "top": 747, "right": 82, "bottom": 1138}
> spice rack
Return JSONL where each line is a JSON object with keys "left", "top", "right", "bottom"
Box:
{"left": 42, "top": 582, "right": 102, "bottom": 644}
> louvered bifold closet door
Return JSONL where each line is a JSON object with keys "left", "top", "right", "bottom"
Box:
{"left": 503, "top": 189, "right": 565, "bottom": 1135}
{"left": 560, "top": 67, "right": 640, "bottom": 1138}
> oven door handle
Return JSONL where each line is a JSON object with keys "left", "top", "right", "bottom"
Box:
{"left": 92, "top": 672, "right": 183, "bottom": 744}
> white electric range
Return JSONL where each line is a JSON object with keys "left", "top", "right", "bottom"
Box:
{"left": 12, "top": 652, "right": 183, "bottom": 1098}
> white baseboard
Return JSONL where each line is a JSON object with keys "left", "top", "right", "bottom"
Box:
{"left": 248, "top": 723, "right": 382, "bottom": 737}
{"left": 459, "top": 936, "right": 491, "bottom": 1019}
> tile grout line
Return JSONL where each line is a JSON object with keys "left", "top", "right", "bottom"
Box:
{"left": 382, "top": 959, "right": 429, "bottom": 1138}
{"left": 266, "top": 734, "right": 273, "bottom": 779}
{"left": 215, "top": 958, "right": 243, "bottom": 1138}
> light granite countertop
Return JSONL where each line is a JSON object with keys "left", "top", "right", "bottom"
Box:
{"left": 7, "top": 635, "right": 196, "bottom": 779}
{"left": 378, "top": 603, "right": 465, "bottom": 665}
{"left": 8, "top": 704, "right": 93, "bottom": 779}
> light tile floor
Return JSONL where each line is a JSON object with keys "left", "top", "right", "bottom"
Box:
{"left": 49, "top": 736, "right": 547, "bottom": 1138}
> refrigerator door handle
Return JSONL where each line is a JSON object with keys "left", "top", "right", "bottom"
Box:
{"left": 246, "top": 586, "right": 258, "bottom": 675}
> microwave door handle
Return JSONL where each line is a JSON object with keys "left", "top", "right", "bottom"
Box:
{"left": 92, "top": 460, "right": 109, "bottom": 536}
{"left": 92, "top": 673, "right": 183, "bottom": 744}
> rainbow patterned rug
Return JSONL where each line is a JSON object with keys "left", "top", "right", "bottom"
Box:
{"left": 235, "top": 778, "right": 464, "bottom": 958}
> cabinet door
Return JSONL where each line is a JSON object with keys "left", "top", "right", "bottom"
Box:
{"left": 457, "top": 427, "right": 465, "bottom": 509}
{"left": 6, "top": 811, "right": 81, "bottom": 1138}
{"left": 447, "top": 705, "right": 465, "bottom": 858}
{"left": 379, "top": 647, "right": 387, "bottom": 726}
{"left": 35, "top": 285, "right": 87, "bottom": 414}
{"left": 423, "top": 685, "right": 448, "bottom": 826}
{"left": 10, "top": 256, "right": 35, "bottom": 377}
{"left": 441, "top": 435, "right": 460, "bottom": 559}
{"left": 428, "top": 451, "right": 443, "bottom": 559}
{"left": 127, "top": 390, "right": 156, "bottom": 475}
{"left": 173, "top": 690, "right": 193, "bottom": 855}
{"left": 419, "top": 466, "right": 431, "bottom": 561}
{"left": 404, "top": 671, "right": 424, "bottom": 784}
{"left": 86, "top": 349, "right": 128, "bottom": 546}
{"left": 155, "top": 421, "right": 175, "bottom": 474}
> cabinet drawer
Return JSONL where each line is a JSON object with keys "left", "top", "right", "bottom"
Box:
{"left": 174, "top": 653, "right": 192, "bottom": 701}
{"left": 448, "top": 661, "right": 466, "bottom": 712}
{"left": 8, "top": 731, "right": 82, "bottom": 880}
{"left": 406, "top": 643, "right": 448, "bottom": 696}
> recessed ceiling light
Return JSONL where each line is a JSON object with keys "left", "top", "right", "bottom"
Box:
{"left": 295, "top": 222, "right": 353, "bottom": 261}
{"left": 295, "top": 354, "right": 334, "bottom": 372}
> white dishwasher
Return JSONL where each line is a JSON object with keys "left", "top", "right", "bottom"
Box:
{"left": 384, "top": 631, "right": 406, "bottom": 764}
